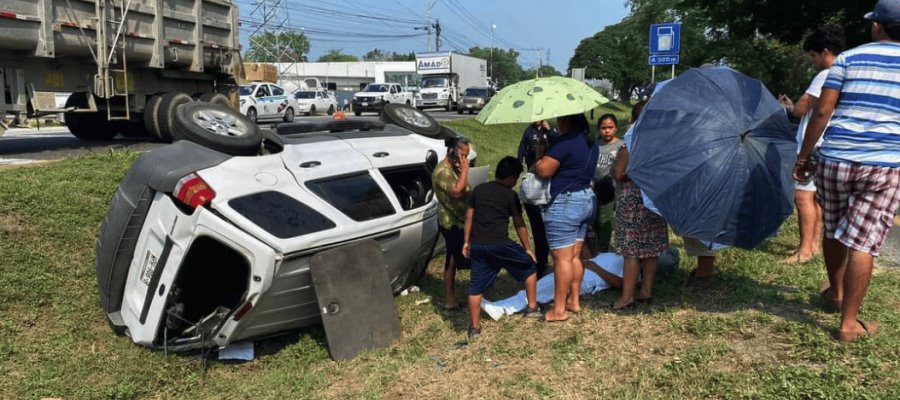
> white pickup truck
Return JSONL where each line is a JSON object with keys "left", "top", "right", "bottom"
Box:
{"left": 352, "top": 83, "right": 415, "bottom": 115}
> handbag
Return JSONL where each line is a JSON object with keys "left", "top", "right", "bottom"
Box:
{"left": 519, "top": 172, "right": 551, "bottom": 206}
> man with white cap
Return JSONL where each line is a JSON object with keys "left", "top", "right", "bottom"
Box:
{"left": 794, "top": 0, "right": 900, "bottom": 342}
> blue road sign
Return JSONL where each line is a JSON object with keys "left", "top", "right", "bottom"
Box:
{"left": 649, "top": 54, "right": 680, "bottom": 65}
{"left": 649, "top": 23, "right": 681, "bottom": 54}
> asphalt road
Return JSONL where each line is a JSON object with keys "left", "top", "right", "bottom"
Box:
{"left": 0, "top": 109, "right": 474, "bottom": 166}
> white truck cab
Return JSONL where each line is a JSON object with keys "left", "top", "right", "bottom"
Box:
{"left": 352, "top": 83, "right": 414, "bottom": 116}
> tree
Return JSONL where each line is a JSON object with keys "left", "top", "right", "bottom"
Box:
{"left": 679, "top": 0, "right": 875, "bottom": 48}
{"left": 245, "top": 31, "right": 310, "bottom": 62}
{"left": 363, "top": 49, "right": 388, "bottom": 61}
{"left": 390, "top": 52, "right": 417, "bottom": 61}
{"left": 317, "top": 49, "right": 359, "bottom": 62}
{"left": 536, "top": 65, "right": 562, "bottom": 77}
{"left": 468, "top": 47, "right": 526, "bottom": 88}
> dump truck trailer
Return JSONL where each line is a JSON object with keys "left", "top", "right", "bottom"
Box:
{"left": 0, "top": 0, "right": 241, "bottom": 141}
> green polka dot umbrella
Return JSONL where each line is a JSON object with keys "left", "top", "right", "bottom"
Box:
{"left": 475, "top": 76, "right": 609, "bottom": 125}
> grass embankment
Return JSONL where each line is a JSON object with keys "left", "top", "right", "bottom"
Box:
{"left": 1, "top": 105, "right": 899, "bottom": 398}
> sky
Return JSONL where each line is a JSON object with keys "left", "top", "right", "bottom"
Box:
{"left": 233, "top": 0, "right": 630, "bottom": 72}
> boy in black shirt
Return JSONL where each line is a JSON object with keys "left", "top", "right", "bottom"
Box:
{"left": 463, "top": 156, "right": 539, "bottom": 339}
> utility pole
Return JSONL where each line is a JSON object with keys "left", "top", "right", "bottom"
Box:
{"left": 425, "top": 0, "right": 436, "bottom": 52}
{"left": 434, "top": 19, "right": 442, "bottom": 51}
{"left": 490, "top": 24, "right": 496, "bottom": 82}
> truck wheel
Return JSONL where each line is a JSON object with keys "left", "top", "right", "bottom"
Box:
{"left": 143, "top": 94, "right": 164, "bottom": 141}
{"left": 197, "top": 93, "right": 232, "bottom": 109}
{"left": 380, "top": 103, "right": 441, "bottom": 137}
{"left": 445, "top": 102, "right": 453, "bottom": 112}
{"left": 354, "top": 110, "right": 362, "bottom": 116}
{"left": 173, "top": 102, "right": 262, "bottom": 156}
{"left": 307, "top": 105, "right": 315, "bottom": 116}
{"left": 64, "top": 92, "right": 118, "bottom": 141}
{"left": 157, "top": 92, "right": 192, "bottom": 142}
{"left": 327, "top": 105, "right": 335, "bottom": 116}
{"left": 457, "top": 108, "right": 463, "bottom": 115}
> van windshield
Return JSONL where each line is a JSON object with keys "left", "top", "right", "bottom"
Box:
{"left": 421, "top": 77, "right": 449, "bottom": 88}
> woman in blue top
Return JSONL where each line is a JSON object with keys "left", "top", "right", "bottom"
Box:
{"left": 534, "top": 113, "right": 600, "bottom": 322}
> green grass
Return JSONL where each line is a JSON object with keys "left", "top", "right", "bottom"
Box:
{"left": 1, "top": 110, "right": 899, "bottom": 398}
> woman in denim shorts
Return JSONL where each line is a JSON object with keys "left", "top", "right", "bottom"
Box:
{"left": 534, "top": 113, "right": 599, "bottom": 322}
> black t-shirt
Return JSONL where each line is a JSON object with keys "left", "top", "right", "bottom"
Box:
{"left": 467, "top": 181, "right": 523, "bottom": 244}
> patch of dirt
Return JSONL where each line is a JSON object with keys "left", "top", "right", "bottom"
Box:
{"left": 0, "top": 212, "right": 37, "bottom": 239}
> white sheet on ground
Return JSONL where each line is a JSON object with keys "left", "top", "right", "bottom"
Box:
{"left": 481, "top": 252, "right": 625, "bottom": 320}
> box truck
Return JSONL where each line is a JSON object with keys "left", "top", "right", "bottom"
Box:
{"left": 415, "top": 52, "right": 486, "bottom": 111}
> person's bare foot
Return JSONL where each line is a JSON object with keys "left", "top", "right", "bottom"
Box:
{"left": 610, "top": 298, "right": 634, "bottom": 310}
{"left": 837, "top": 320, "right": 879, "bottom": 342}
{"left": 634, "top": 292, "right": 652, "bottom": 303}
{"left": 543, "top": 310, "right": 568, "bottom": 322}
{"left": 780, "top": 252, "right": 814, "bottom": 265}
{"left": 566, "top": 300, "right": 581, "bottom": 313}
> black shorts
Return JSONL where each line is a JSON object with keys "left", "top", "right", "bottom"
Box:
{"left": 439, "top": 225, "right": 470, "bottom": 270}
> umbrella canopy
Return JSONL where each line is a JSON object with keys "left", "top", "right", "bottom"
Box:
{"left": 627, "top": 67, "right": 795, "bottom": 249}
{"left": 476, "top": 76, "right": 609, "bottom": 124}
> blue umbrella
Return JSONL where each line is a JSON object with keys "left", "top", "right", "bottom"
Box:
{"left": 627, "top": 67, "right": 795, "bottom": 249}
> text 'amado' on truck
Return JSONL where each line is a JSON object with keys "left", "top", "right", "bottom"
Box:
{"left": 0, "top": 0, "right": 241, "bottom": 141}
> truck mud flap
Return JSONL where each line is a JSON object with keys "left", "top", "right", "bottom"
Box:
{"left": 309, "top": 239, "right": 401, "bottom": 360}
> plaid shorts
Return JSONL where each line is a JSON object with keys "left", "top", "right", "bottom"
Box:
{"left": 815, "top": 159, "right": 900, "bottom": 256}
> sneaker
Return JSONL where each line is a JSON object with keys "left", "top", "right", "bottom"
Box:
{"left": 523, "top": 306, "right": 542, "bottom": 319}
{"left": 467, "top": 325, "right": 481, "bottom": 340}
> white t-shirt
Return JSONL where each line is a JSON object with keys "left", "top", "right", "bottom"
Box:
{"left": 796, "top": 70, "right": 829, "bottom": 153}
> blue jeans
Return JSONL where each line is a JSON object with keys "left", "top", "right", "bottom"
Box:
{"left": 544, "top": 188, "right": 596, "bottom": 250}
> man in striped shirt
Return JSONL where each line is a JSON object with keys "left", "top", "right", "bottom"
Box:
{"left": 795, "top": 0, "right": 900, "bottom": 342}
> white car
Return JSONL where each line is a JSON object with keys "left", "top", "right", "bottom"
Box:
{"left": 95, "top": 103, "right": 455, "bottom": 351}
{"left": 352, "top": 83, "right": 415, "bottom": 116}
{"left": 293, "top": 90, "right": 338, "bottom": 116}
{"left": 239, "top": 82, "right": 297, "bottom": 123}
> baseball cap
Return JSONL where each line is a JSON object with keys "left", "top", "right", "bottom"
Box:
{"left": 865, "top": 0, "right": 900, "bottom": 23}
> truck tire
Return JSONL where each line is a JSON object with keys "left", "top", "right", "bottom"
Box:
{"left": 143, "top": 94, "right": 164, "bottom": 141}
{"left": 445, "top": 101, "right": 453, "bottom": 112}
{"left": 354, "top": 110, "right": 362, "bottom": 116}
{"left": 380, "top": 103, "right": 441, "bottom": 137}
{"left": 158, "top": 92, "right": 192, "bottom": 142}
{"left": 197, "top": 93, "right": 232, "bottom": 109}
{"left": 173, "top": 102, "right": 262, "bottom": 156}
{"left": 64, "top": 92, "right": 118, "bottom": 141}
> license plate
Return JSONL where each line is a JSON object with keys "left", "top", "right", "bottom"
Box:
{"left": 362, "top": 102, "right": 368, "bottom": 106}
{"left": 140, "top": 250, "right": 159, "bottom": 285}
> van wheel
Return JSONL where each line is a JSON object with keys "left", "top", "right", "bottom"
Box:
{"left": 173, "top": 102, "right": 262, "bottom": 156}
{"left": 380, "top": 103, "right": 441, "bottom": 137}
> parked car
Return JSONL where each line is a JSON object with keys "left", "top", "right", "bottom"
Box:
{"left": 352, "top": 83, "right": 415, "bottom": 116}
{"left": 95, "top": 103, "right": 458, "bottom": 351}
{"left": 239, "top": 82, "right": 297, "bottom": 123}
{"left": 293, "top": 90, "right": 338, "bottom": 116}
{"left": 458, "top": 87, "right": 495, "bottom": 114}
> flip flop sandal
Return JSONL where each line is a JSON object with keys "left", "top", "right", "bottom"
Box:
{"left": 818, "top": 287, "right": 841, "bottom": 312}
{"left": 837, "top": 320, "right": 879, "bottom": 342}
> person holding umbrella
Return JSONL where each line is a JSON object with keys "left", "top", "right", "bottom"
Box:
{"left": 795, "top": 0, "right": 900, "bottom": 342}
{"left": 535, "top": 113, "right": 599, "bottom": 321}
{"left": 474, "top": 76, "right": 610, "bottom": 321}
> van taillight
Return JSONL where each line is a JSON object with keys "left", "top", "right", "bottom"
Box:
{"left": 174, "top": 173, "right": 215, "bottom": 208}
